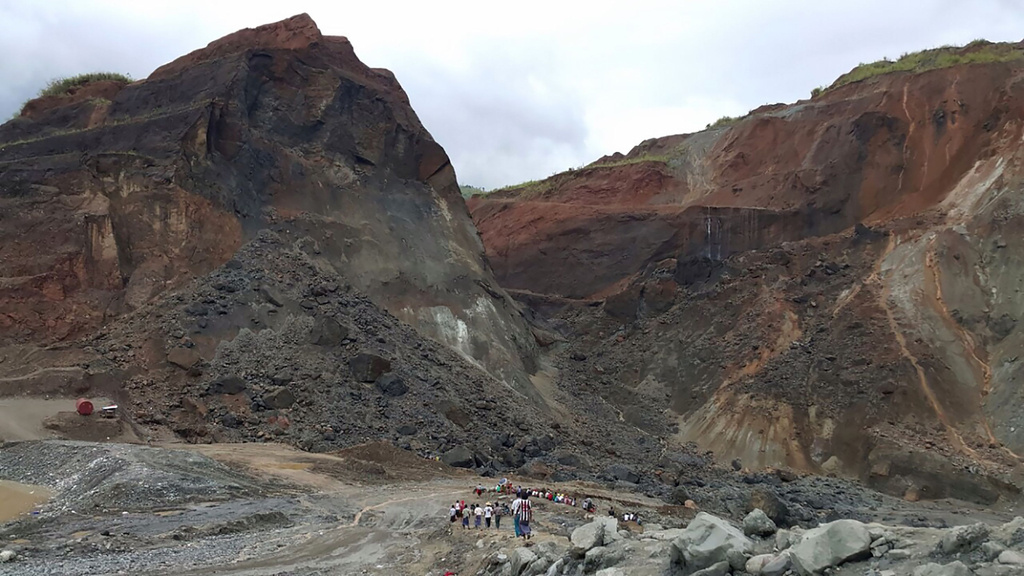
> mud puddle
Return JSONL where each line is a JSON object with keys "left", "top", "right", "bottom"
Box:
{"left": 0, "top": 480, "right": 51, "bottom": 522}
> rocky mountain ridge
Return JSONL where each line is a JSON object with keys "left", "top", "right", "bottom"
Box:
{"left": 0, "top": 13, "right": 536, "bottom": 392}
{"left": 469, "top": 42, "right": 1024, "bottom": 503}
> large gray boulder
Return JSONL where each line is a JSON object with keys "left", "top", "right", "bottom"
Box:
{"left": 743, "top": 508, "right": 778, "bottom": 537}
{"left": 572, "top": 517, "right": 619, "bottom": 552}
{"left": 349, "top": 352, "right": 391, "bottom": 382}
{"left": 912, "top": 561, "right": 974, "bottom": 576}
{"left": 761, "top": 552, "right": 792, "bottom": 576}
{"left": 745, "top": 553, "right": 777, "bottom": 574}
{"left": 998, "top": 550, "right": 1024, "bottom": 565}
{"left": 671, "top": 512, "right": 753, "bottom": 572}
{"left": 510, "top": 547, "right": 538, "bottom": 576}
{"left": 584, "top": 545, "right": 626, "bottom": 573}
{"left": 789, "top": 519, "right": 872, "bottom": 575}
{"left": 263, "top": 387, "right": 296, "bottom": 409}
{"left": 937, "top": 523, "right": 990, "bottom": 555}
{"left": 441, "top": 445, "right": 476, "bottom": 468}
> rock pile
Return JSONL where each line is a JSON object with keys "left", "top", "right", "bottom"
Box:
{"left": 485, "top": 512, "right": 1024, "bottom": 576}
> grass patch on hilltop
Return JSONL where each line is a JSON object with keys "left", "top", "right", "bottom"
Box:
{"left": 460, "top": 184, "right": 488, "bottom": 198}
{"left": 588, "top": 153, "right": 671, "bottom": 169}
{"left": 490, "top": 179, "right": 544, "bottom": 195}
{"left": 826, "top": 41, "right": 1024, "bottom": 92}
{"left": 706, "top": 115, "right": 743, "bottom": 130}
{"left": 37, "top": 72, "right": 132, "bottom": 98}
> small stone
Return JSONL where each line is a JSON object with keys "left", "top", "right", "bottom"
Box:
{"left": 0, "top": 550, "right": 15, "bottom": 562}
{"left": 207, "top": 376, "right": 246, "bottom": 395}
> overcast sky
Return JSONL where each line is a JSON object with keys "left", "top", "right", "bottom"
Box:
{"left": 2, "top": 1, "right": 1023, "bottom": 189}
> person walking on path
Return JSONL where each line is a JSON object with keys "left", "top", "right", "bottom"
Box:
{"left": 494, "top": 504, "right": 503, "bottom": 530}
{"left": 511, "top": 492, "right": 523, "bottom": 537}
{"left": 517, "top": 493, "right": 533, "bottom": 540}
{"left": 484, "top": 502, "right": 493, "bottom": 528}
{"left": 474, "top": 504, "right": 483, "bottom": 529}
{"left": 462, "top": 506, "right": 470, "bottom": 529}
{"left": 449, "top": 503, "right": 457, "bottom": 525}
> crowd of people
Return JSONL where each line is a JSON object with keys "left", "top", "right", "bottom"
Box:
{"left": 449, "top": 500, "right": 506, "bottom": 530}
{"left": 448, "top": 490, "right": 535, "bottom": 539}
{"left": 474, "top": 482, "right": 582, "bottom": 508}
{"left": 452, "top": 482, "right": 611, "bottom": 542}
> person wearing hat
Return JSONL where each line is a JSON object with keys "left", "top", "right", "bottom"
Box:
{"left": 484, "top": 502, "right": 494, "bottom": 528}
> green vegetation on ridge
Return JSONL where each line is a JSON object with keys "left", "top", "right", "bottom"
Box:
{"left": 36, "top": 72, "right": 133, "bottom": 98}
{"left": 823, "top": 40, "right": 1024, "bottom": 94}
{"left": 459, "top": 185, "right": 488, "bottom": 198}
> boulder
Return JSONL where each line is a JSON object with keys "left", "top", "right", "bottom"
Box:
{"left": 820, "top": 455, "right": 842, "bottom": 474}
{"left": 207, "top": 375, "right": 247, "bottom": 395}
{"left": 263, "top": 387, "right": 295, "bottom": 409}
{"left": 349, "top": 353, "right": 391, "bottom": 382}
{"left": 671, "top": 512, "right": 753, "bottom": 572}
{"left": 0, "top": 550, "right": 15, "bottom": 563}
{"left": 998, "top": 550, "right": 1024, "bottom": 565}
{"left": 167, "top": 347, "right": 201, "bottom": 369}
{"left": 442, "top": 446, "right": 476, "bottom": 468}
{"left": 789, "top": 519, "right": 871, "bottom": 575}
{"left": 375, "top": 373, "right": 408, "bottom": 397}
{"left": 776, "top": 528, "right": 802, "bottom": 551}
{"left": 510, "top": 547, "right": 538, "bottom": 576}
{"left": 691, "top": 561, "right": 731, "bottom": 576}
{"left": 310, "top": 316, "right": 349, "bottom": 346}
{"left": 979, "top": 541, "right": 1006, "bottom": 561}
{"left": 912, "top": 561, "right": 974, "bottom": 576}
{"left": 748, "top": 488, "right": 789, "bottom": 526}
{"left": 761, "top": 551, "right": 792, "bottom": 576}
{"left": 584, "top": 544, "right": 626, "bottom": 573}
{"left": 743, "top": 508, "right": 777, "bottom": 537}
{"left": 259, "top": 285, "right": 285, "bottom": 307}
{"left": 604, "top": 464, "right": 640, "bottom": 484}
{"left": 746, "top": 553, "right": 777, "bottom": 574}
{"left": 571, "top": 517, "right": 618, "bottom": 552}
{"left": 991, "top": 517, "right": 1024, "bottom": 546}
{"left": 671, "top": 485, "right": 691, "bottom": 505}
{"left": 937, "top": 523, "right": 990, "bottom": 555}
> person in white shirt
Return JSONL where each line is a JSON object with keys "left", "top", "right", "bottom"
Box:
{"left": 484, "top": 503, "right": 494, "bottom": 528}
{"left": 474, "top": 504, "right": 483, "bottom": 529}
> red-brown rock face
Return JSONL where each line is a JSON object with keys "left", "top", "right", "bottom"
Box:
{"left": 471, "top": 50, "right": 1024, "bottom": 502}
{"left": 0, "top": 14, "right": 536, "bottom": 388}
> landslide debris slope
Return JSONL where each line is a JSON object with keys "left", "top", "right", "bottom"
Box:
{"left": 469, "top": 41, "right": 1024, "bottom": 503}
{"left": 0, "top": 15, "right": 609, "bottom": 468}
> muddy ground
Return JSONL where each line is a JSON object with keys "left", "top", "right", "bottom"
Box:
{"left": 1, "top": 431, "right": 1019, "bottom": 576}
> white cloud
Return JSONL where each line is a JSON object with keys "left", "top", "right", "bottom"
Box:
{"left": 1, "top": 0, "right": 1022, "bottom": 188}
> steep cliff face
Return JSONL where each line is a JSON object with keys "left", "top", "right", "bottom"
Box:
{"left": 0, "top": 14, "right": 536, "bottom": 389}
{"left": 470, "top": 46, "right": 1024, "bottom": 502}
{"left": 470, "top": 54, "right": 1024, "bottom": 299}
